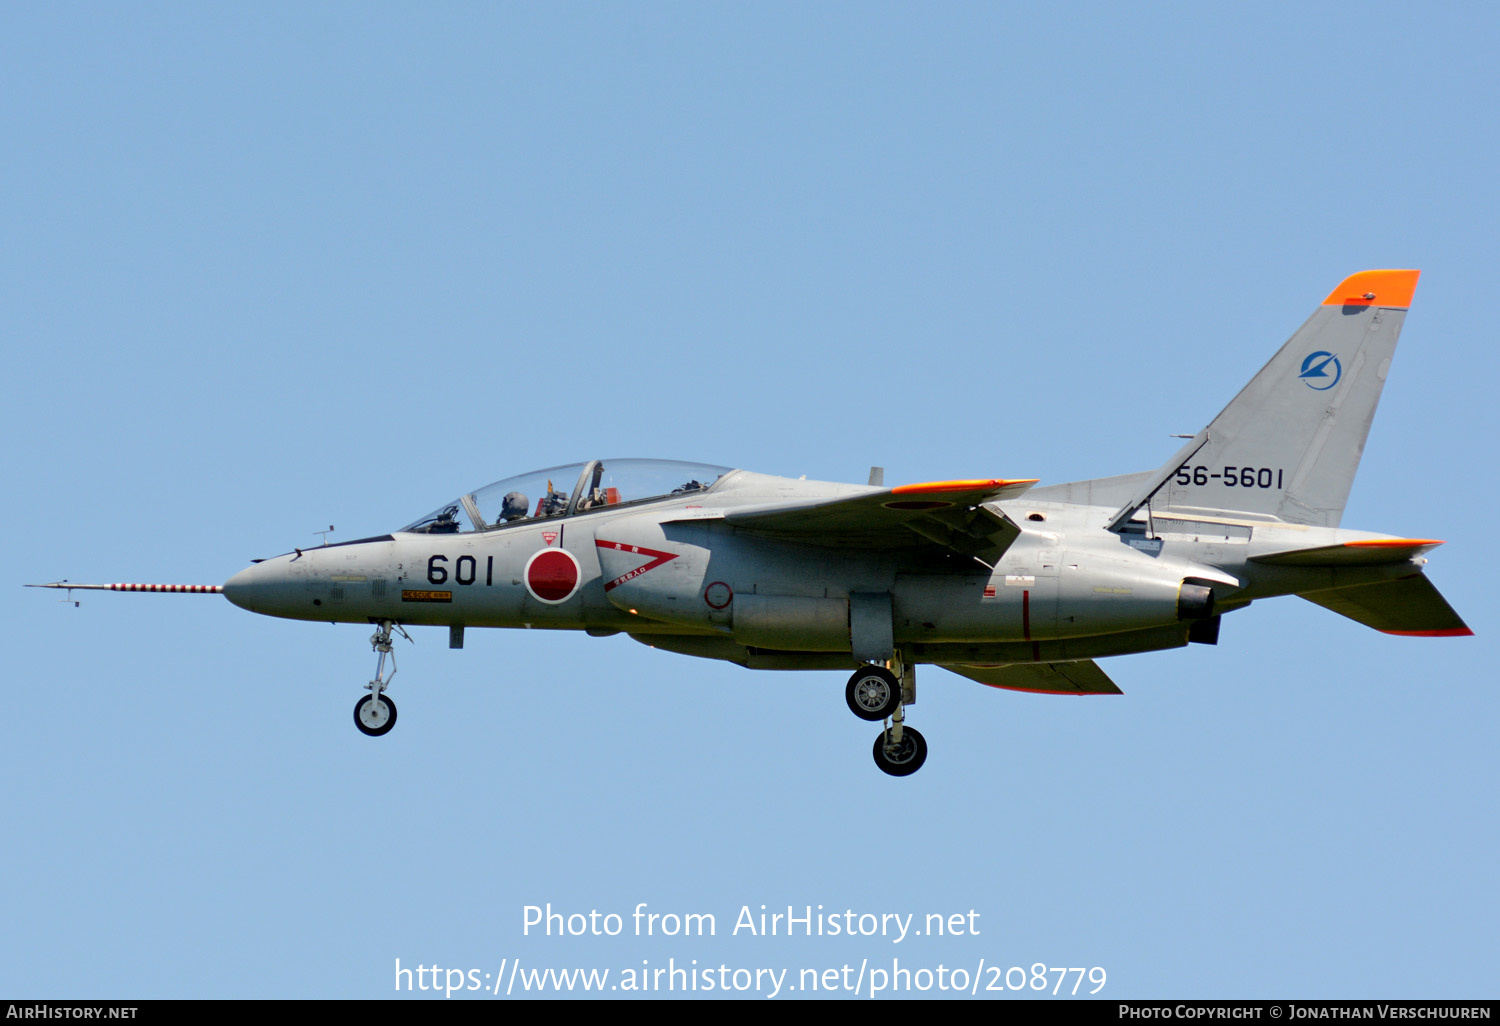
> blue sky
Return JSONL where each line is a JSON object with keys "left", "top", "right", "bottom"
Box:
{"left": 5, "top": 2, "right": 1496, "bottom": 999}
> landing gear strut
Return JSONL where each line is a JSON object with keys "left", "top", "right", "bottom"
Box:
{"left": 354, "top": 619, "right": 407, "bottom": 737}
{"left": 850, "top": 651, "right": 928, "bottom": 776}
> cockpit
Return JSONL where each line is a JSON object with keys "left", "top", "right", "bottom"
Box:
{"left": 400, "top": 458, "right": 733, "bottom": 534}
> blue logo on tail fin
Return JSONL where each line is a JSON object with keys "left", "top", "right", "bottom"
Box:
{"left": 1299, "top": 351, "right": 1342, "bottom": 391}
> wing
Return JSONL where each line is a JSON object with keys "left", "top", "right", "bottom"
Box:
{"left": 941, "top": 660, "right": 1123, "bottom": 695}
{"left": 675, "top": 478, "right": 1037, "bottom": 562}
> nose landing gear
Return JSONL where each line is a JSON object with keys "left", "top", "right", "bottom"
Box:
{"left": 354, "top": 620, "right": 408, "bottom": 737}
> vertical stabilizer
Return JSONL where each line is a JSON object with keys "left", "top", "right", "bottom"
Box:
{"left": 1147, "top": 270, "right": 1419, "bottom": 527}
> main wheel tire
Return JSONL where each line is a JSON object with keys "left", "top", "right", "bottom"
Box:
{"left": 872, "top": 725, "right": 927, "bottom": 776}
{"left": 846, "top": 666, "right": 902, "bottom": 721}
{"left": 354, "top": 693, "right": 397, "bottom": 737}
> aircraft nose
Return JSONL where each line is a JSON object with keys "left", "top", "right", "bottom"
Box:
{"left": 222, "top": 558, "right": 295, "bottom": 615}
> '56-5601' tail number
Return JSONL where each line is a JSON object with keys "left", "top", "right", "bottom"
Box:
{"left": 1175, "top": 465, "right": 1284, "bottom": 489}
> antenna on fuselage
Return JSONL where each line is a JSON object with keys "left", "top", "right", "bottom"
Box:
{"left": 314, "top": 525, "right": 335, "bottom": 546}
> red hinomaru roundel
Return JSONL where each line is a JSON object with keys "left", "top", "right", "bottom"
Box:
{"left": 524, "top": 548, "right": 580, "bottom": 604}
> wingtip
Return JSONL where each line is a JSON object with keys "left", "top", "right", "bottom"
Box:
{"left": 890, "top": 478, "right": 1038, "bottom": 496}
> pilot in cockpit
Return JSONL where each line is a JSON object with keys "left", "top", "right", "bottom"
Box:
{"left": 500, "top": 491, "right": 529, "bottom": 523}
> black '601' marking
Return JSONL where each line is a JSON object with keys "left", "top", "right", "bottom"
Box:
{"left": 428, "top": 555, "right": 496, "bottom": 586}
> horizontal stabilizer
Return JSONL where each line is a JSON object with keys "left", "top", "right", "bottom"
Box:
{"left": 1300, "top": 574, "right": 1472, "bottom": 636}
{"left": 942, "top": 659, "right": 1123, "bottom": 695}
{"left": 1251, "top": 538, "right": 1444, "bottom": 567}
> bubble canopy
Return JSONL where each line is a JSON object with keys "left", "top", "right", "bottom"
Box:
{"left": 400, "top": 458, "right": 733, "bottom": 534}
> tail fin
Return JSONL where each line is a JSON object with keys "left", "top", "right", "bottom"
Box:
{"left": 1115, "top": 271, "right": 1419, "bottom": 529}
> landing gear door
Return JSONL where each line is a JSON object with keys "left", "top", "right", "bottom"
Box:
{"left": 850, "top": 592, "right": 895, "bottom": 664}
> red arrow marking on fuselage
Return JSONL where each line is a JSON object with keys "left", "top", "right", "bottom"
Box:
{"left": 595, "top": 539, "right": 679, "bottom": 592}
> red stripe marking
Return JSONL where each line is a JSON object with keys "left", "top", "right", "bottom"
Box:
{"left": 1022, "top": 589, "right": 1031, "bottom": 641}
{"left": 595, "top": 539, "right": 679, "bottom": 592}
{"left": 980, "top": 682, "right": 1095, "bottom": 696}
{"left": 1381, "top": 627, "right": 1474, "bottom": 637}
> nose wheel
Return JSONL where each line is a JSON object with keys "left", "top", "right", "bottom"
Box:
{"left": 355, "top": 693, "right": 398, "bottom": 736}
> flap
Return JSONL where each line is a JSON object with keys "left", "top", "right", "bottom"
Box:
{"left": 942, "top": 659, "right": 1123, "bottom": 695}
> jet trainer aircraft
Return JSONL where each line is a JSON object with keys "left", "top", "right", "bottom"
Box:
{"left": 32, "top": 270, "right": 1470, "bottom": 775}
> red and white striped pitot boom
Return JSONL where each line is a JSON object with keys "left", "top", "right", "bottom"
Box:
{"left": 26, "top": 582, "right": 222, "bottom": 594}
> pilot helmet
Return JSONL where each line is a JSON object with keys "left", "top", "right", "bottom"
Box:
{"left": 501, "top": 491, "right": 529, "bottom": 520}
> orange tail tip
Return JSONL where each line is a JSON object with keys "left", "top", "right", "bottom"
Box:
{"left": 1322, "top": 269, "right": 1420, "bottom": 309}
{"left": 1344, "top": 538, "right": 1444, "bottom": 549}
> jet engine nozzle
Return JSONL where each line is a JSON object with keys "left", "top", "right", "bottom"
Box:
{"left": 1177, "top": 583, "right": 1216, "bottom": 621}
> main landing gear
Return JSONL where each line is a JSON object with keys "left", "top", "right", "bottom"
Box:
{"left": 845, "top": 657, "right": 926, "bottom": 776}
{"left": 354, "top": 619, "right": 408, "bottom": 737}
{"left": 872, "top": 724, "right": 927, "bottom": 777}
{"left": 845, "top": 666, "right": 901, "bottom": 720}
